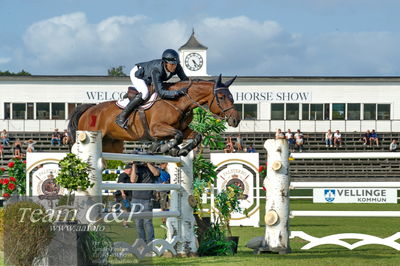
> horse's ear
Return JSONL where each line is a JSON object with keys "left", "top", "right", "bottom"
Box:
{"left": 224, "top": 76, "right": 237, "bottom": 87}
{"left": 216, "top": 74, "right": 222, "bottom": 86}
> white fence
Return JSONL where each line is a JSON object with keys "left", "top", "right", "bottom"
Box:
{"left": 73, "top": 130, "right": 197, "bottom": 258}
{"left": 288, "top": 151, "right": 400, "bottom": 250}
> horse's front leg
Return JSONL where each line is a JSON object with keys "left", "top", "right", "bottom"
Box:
{"left": 178, "top": 129, "right": 202, "bottom": 157}
{"left": 150, "top": 124, "right": 184, "bottom": 156}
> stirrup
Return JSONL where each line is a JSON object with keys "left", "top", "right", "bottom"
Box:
{"left": 116, "top": 119, "right": 128, "bottom": 129}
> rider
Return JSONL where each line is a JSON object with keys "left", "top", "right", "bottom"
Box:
{"left": 116, "top": 49, "right": 189, "bottom": 129}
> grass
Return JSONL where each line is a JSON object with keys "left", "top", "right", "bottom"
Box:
{"left": 1, "top": 200, "right": 399, "bottom": 265}
{"left": 104, "top": 200, "right": 400, "bottom": 266}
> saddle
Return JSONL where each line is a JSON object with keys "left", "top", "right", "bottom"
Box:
{"left": 116, "top": 86, "right": 157, "bottom": 110}
{"left": 116, "top": 86, "right": 158, "bottom": 140}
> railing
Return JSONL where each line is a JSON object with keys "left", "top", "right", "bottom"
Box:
{"left": 2, "top": 119, "right": 400, "bottom": 133}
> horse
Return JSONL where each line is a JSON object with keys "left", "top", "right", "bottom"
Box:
{"left": 68, "top": 75, "right": 241, "bottom": 156}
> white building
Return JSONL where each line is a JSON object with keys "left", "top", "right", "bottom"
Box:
{"left": 0, "top": 33, "right": 399, "bottom": 133}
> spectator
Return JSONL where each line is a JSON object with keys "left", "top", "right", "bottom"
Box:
{"left": 62, "top": 129, "right": 71, "bottom": 145}
{"left": 333, "top": 130, "right": 343, "bottom": 147}
{"left": 362, "top": 130, "right": 371, "bottom": 146}
{"left": 294, "top": 129, "right": 304, "bottom": 152}
{"left": 51, "top": 129, "right": 61, "bottom": 146}
{"left": 325, "top": 129, "right": 333, "bottom": 148}
{"left": 0, "top": 129, "right": 9, "bottom": 146}
{"left": 224, "top": 136, "right": 235, "bottom": 153}
{"left": 235, "top": 134, "right": 244, "bottom": 152}
{"left": 369, "top": 129, "right": 379, "bottom": 147}
{"left": 389, "top": 139, "right": 397, "bottom": 152}
{"left": 285, "top": 129, "right": 295, "bottom": 152}
{"left": 13, "top": 138, "right": 22, "bottom": 157}
{"left": 131, "top": 161, "right": 160, "bottom": 243}
{"left": 247, "top": 144, "right": 256, "bottom": 153}
{"left": 0, "top": 143, "right": 3, "bottom": 160}
{"left": 117, "top": 164, "right": 134, "bottom": 228}
{"left": 24, "top": 139, "right": 37, "bottom": 153}
{"left": 155, "top": 162, "right": 170, "bottom": 226}
{"left": 275, "top": 129, "right": 285, "bottom": 139}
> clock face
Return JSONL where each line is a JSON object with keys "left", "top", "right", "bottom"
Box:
{"left": 185, "top": 53, "right": 203, "bottom": 71}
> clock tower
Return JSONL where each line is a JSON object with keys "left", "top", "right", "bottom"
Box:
{"left": 179, "top": 30, "right": 208, "bottom": 76}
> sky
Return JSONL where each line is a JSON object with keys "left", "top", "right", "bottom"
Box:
{"left": 1, "top": 0, "right": 400, "bottom": 76}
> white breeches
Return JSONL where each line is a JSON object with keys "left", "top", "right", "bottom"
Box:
{"left": 130, "top": 66, "right": 149, "bottom": 100}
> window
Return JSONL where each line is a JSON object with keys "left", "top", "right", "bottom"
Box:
{"left": 364, "top": 104, "right": 376, "bottom": 120}
{"left": 310, "top": 104, "right": 323, "bottom": 120}
{"left": 52, "top": 103, "right": 65, "bottom": 119}
{"left": 286, "top": 104, "right": 299, "bottom": 120}
{"left": 234, "top": 103, "right": 257, "bottom": 120}
{"left": 302, "top": 104, "right": 309, "bottom": 120}
{"left": 243, "top": 104, "right": 257, "bottom": 120}
{"left": 271, "top": 103, "right": 284, "bottom": 120}
{"left": 12, "top": 103, "right": 26, "bottom": 119}
{"left": 27, "top": 103, "right": 34, "bottom": 119}
{"left": 324, "top": 103, "right": 330, "bottom": 120}
{"left": 332, "top": 103, "right": 345, "bottom": 120}
{"left": 347, "top": 104, "right": 360, "bottom": 120}
{"left": 377, "top": 104, "right": 390, "bottom": 120}
{"left": 4, "top": 103, "right": 10, "bottom": 119}
{"left": 37, "top": 103, "right": 50, "bottom": 119}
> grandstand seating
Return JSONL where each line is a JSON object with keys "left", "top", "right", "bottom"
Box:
{"left": 1, "top": 131, "right": 399, "bottom": 181}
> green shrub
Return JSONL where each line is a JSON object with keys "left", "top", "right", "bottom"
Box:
{"left": 198, "top": 222, "right": 235, "bottom": 256}
{"left": 3, "top": 201, "right": 53, "bottom": 266}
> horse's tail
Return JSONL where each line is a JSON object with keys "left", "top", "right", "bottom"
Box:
{"left": 68, "top": 104, "right": 95, "bottom": 144}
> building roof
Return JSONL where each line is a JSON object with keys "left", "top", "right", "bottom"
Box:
{"left": 179, "top": 30, "right": 208, "bottom": 51}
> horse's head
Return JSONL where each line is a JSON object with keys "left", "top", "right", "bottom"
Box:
{"left": 209, "top": 74, "right": 241, "bottom": 127}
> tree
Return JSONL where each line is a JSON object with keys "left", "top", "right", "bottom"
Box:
{"left": 107, "top": 66, "right": 127, "bottom": 77}
{"left": 0, "top": 70, "right": 31, "bottom": 76}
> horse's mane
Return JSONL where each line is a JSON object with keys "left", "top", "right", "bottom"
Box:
{"left": 163, "top": 79, "right": 214, "bottom": 90}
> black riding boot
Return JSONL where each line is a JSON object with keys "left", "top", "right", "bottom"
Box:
{"left": 115, "top": 93, "right": 143, "bottom": 129}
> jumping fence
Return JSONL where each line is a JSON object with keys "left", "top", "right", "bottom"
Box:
{"left": 260, "top": 142, "right": 400, "bottom": 253}
{"left": 73, "top": 130, "right": 197, "bottom": 258}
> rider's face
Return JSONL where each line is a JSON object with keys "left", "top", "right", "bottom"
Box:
{"left": 165, "top": 62, "right": 177, "bottom": 73}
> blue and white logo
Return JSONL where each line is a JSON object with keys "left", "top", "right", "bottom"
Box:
{"left": 324, "top": 189, "right": 336, "bottom": 202}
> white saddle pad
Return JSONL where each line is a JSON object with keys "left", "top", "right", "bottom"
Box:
{"left": 116, "top": 93, "right": 158, "bottom": 110}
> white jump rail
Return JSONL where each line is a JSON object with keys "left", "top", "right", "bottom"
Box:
{"left": 73, "top": 130, "right": 197, "bottom": 257}
{"left": 102, "top": 152, "right": 182, "bottom": 163}
{"left": 286, "top": 150, "right": 400, "bottom": 251}
{"left": 291, "top": 182, "right": 400, "bottom": 189}
{"left": 290, "top": 152, "right": 400, "bottom": 159}
{"left": 291, "top": 211, "right": 400, "bottom": 217}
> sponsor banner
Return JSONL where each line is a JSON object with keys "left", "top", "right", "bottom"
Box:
{"left": 313, "top": 188, "right": 398, "bottom": 203}
{"left": 211, "top": 153, "right": 260, "bottom": 227}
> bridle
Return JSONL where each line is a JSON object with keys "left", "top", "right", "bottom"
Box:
{"left": 182, "top": 80, "right": 235, "bottom": 121}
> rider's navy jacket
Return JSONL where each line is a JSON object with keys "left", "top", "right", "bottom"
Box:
{"left": 135, "top": 59, "right": 189, "bottom": 99}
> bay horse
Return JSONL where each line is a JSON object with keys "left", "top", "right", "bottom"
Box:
{"left": 68, "top": 75, "right": 241, "bottom": 156}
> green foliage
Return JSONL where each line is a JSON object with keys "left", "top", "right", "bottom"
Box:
{"left": 103, "top": 160, "right": 125, "bottom": 181}
{"left": 6, "top": 158, "right": 26, "bottom": 195}
{"left": 0, "top": 70, "right": 31, "bottom": 76}
{"left": 189, "top": 108, "right": 226, "bottom": 151}
{"left": 215, "top": 185, "right": 242, "bottom": 236}
{"left": 107, "top": 66, "right": 127, "bottom": 77}
{"left": 81, "top": 231, "right": 114, "bottom": 264}
{"left": 4, "top": 201, "right": 53, "bottom": 266}
{"left": 189, "top": 107, "right": 227, "bottom": 216}
{"left": 197, "top": 222, "right": 235, "bottom": 256}
{"left": 56, "top": 153, "right": 94, "bottom": 192}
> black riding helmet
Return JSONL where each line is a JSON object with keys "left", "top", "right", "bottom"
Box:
{"left": 162, "top": 49, "right": 180, "bottom": 65}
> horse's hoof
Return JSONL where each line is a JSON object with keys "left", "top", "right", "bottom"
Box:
{"left": 169, "top": 148, "right": 180, "bottom": 157}
{"left": 178, "top": 149, "right": 189, "bottom": 157}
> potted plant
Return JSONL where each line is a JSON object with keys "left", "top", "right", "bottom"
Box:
{"left": 55, "top": 153, "right": 94, "bottom": 202}
{"left": 214, "top": 184, "right": 242, "bottom": 253}
{"left": 189, "top": 108, "right": 227, "bottom": 241}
